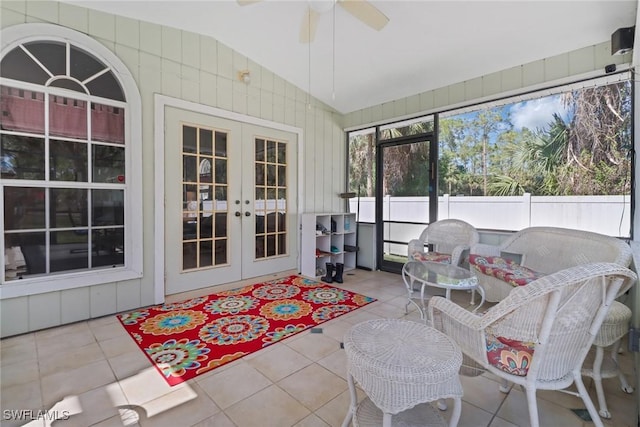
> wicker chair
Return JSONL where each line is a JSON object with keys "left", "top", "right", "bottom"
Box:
{"left": 468, "top": 226, "right": 634, "bottom": 418}
{"left": 407, "top": 219, "right": 479, "bottom": 267}
{"left": 427, "top": 262, "right": 637, "bottom": 427}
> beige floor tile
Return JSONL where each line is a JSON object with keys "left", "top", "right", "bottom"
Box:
{"left": 364, "top": 300, "right": 406, "bottom": 318}
{"left": 293, "top": 413, "right": 331, "bottom": 427}
{"left": 38, "top": 342, "right": 106, "bottom": 377}
{"left": 117, "top": 366, "right": 192, "bottom": 410}
{"left": 98, "top": 333, "right": 141, "bottom": 359}
{"left": 312, "top": 389, "right": 355, "bottom": 427}
{"left": 385, "top": 294, "right": 414, "bottom": 310}
{"left": 191, "top": 411, "right": 237, "bottom": 427}
{"left": 460, "top": 374, "right": 509, "bottom": 415}
{"left": 137, "top": 382, "right": 220, "bottom": 427}
{"left": 0, "top": 380, "right": 43, "bottom": 427}
{"left": 34, "top": 321, "right": 92, "bottom": 340}
{"left": 197, "top": 360, "right": 272, "bottom": 409}
{"left": 225, "top": 384, "right": 310, "bottom": 427}
{"left": 242, "top": 340, "right": 277, "bottom": 360}
{"left": 90, "top": 319, "right": 129, "bottom": 342}
{"left": 338, "top": 308, "right": 382, "bottom": 325}
{"left": 316, "top": 348, "right": 348, "bottom": 380}
{"left": 497, "top": 387, "right": 585, "bottom": 427}
{"left": 278, "top": 364, "right": 347, "bottom": 411}
{"left": 0, "top": 334, "right": 37, "bottom": 366}
{"left": 107, "top": 347, "right": 154, "bottom": 380}
{"left": 36, "top": 327, "right": 97, "bottom": 355}
{"left": 350, "top": 287, "right": 398, "bottom": 303}
{"left": 284, "top": 333, "right": 342, "bottom": 362}
{"left": 193, "top": 351, "right": 248, "bottom": 380}
{"left": 87, "top": 314, "right": 121, "bottom": 328}
{"left": 317, "top": 318, "right": 353, "bottom": 343}
{"left": 40, "top": 359, "right": 116, "bottom": 407}
{"left": 536, "top": 384, "right": 587, "bottom": 409}
{"left": 0, "top": 331, "right": 35, "bottom": 349}
{"left": 1, "top": 357, "right": 39, "bottom": 387}
{"left": 401, "top": 309, "right": 426, "bottom": 323}
{"left": 488, "top": 416, "right": 519, "bottom": 427}
{"left": 596, "top": 390, "right": 637, "bottom": 426}
{"left": 245, "top": 343, "right": 312, "bottom": 382}
{"left": 454, "top": 401, "right": 494, "bottom": 427}
{"left": 45, "top": 384, "right": 126, "bottom": 427}
{"left": 89, "top": 413, "right": 142, "bottom": 427}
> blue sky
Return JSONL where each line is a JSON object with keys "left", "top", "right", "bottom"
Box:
{"left": 510, "top": 95, "right": 571, "bottom": 132}
{"left": 448, "top": 93, "right": 572, "bottom": 137}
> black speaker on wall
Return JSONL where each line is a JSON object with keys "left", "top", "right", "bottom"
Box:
{"left": 611, "top": 26, "right": 635, "bottom": 55}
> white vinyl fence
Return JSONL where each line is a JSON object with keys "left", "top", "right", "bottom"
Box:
{"left": 349, "top": 193, "right": 631, "bottom": 257}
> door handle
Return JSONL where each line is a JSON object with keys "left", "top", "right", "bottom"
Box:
{"left": 245, "top": 211, "right": 251, "bottom": 217}
{"left": 235, "top": 211, "right": 241, "bottom": 217}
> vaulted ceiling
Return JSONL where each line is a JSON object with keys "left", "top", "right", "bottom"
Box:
{"left": 64, "top": 1, "right": 638, "bottom": 114}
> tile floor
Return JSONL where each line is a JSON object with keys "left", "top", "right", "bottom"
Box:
{"left": 0, "top": 269, "right": 637, "bottom": 427}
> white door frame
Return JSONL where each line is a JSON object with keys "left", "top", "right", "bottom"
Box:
{"left": 153, "top": 95, "right": 304, "bottom": 304}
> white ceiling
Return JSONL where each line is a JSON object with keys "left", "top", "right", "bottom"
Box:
{"left": 63, "top": 0, "right": 638, "bottom": 114}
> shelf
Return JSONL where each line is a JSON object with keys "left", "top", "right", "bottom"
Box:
{"left": 301, "top": 212, "right": 357, "bottom": 279}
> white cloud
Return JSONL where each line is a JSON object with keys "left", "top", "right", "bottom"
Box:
{"left": 510, "top": 96, "right": 570, "bottom": 131}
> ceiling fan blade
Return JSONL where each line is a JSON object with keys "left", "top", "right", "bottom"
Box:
{"left": 338, "top": 0, "right": 389, "bottom": 31}
{"left": 299, "top": 7, "right": 320, "bottom": 43}
{"left": 236, "top": 0, "right": 262, "bottom": 6}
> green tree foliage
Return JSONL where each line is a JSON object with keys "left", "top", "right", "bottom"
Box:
{"left": 348, "top": 132, "right": 375, "bottom": 197}
{"left": 348, "top": 81, "right": 631, "bottom": 198}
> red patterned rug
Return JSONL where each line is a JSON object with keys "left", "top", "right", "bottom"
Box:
{"left": 117, "top": 274, "right": 375, "bottom": 386}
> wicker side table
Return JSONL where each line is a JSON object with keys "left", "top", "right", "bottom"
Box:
{"left": 341, "top": 319, "right": 463, "bottom": 427}
{"left": 581, "top": 300, "right": 634, "bottom": 419}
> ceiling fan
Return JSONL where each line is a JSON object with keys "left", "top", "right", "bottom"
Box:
{"left": 237, "top": 0, "right": 389, "bottom": 43}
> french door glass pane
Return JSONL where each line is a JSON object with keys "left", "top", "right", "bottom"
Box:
{"left": 182, "top": 124, "right": 228, "bottom": 270}
{"left": 254, "top": 138, "right": 287, "bottom": 259}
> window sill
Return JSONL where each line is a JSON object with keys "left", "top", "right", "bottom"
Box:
{"left": 0, "top": 266, "right": 143, "bottom": 299}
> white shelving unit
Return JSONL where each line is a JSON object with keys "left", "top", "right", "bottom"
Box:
{"left": 301, "top": 212, "right": 357, "bottom": 279}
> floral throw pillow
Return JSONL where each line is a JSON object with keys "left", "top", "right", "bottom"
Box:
{"left": 486, "top": 332, "right": 535, "bottom": 376}
{"left": 411, "top": 252, "right": 451, "bottom": 263}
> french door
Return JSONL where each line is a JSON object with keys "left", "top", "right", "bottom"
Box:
{"left": 164, "top": 106, "right": 298, "bottom": 295}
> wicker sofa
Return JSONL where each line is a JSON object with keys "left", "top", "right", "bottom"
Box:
{"left": 469, "top": 226, "right": 632, "bottom": 303}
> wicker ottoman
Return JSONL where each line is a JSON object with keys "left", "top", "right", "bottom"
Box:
{"left": 341, "top": 318, "right": 463, "bottom": 427}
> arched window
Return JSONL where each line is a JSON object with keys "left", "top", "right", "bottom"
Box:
{"left": 1, "top": 24, "right": 142, "bottom": 296}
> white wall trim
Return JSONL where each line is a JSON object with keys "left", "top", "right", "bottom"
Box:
{"left": 153, "top": 95, "right": 304, "bottom": 304}
{"left": 0, "top": 23, "right": 143, "bottom": 300}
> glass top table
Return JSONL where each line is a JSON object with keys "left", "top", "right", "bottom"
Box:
{"left": 402, "top": 260, "right": 484, "bottom": 320}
